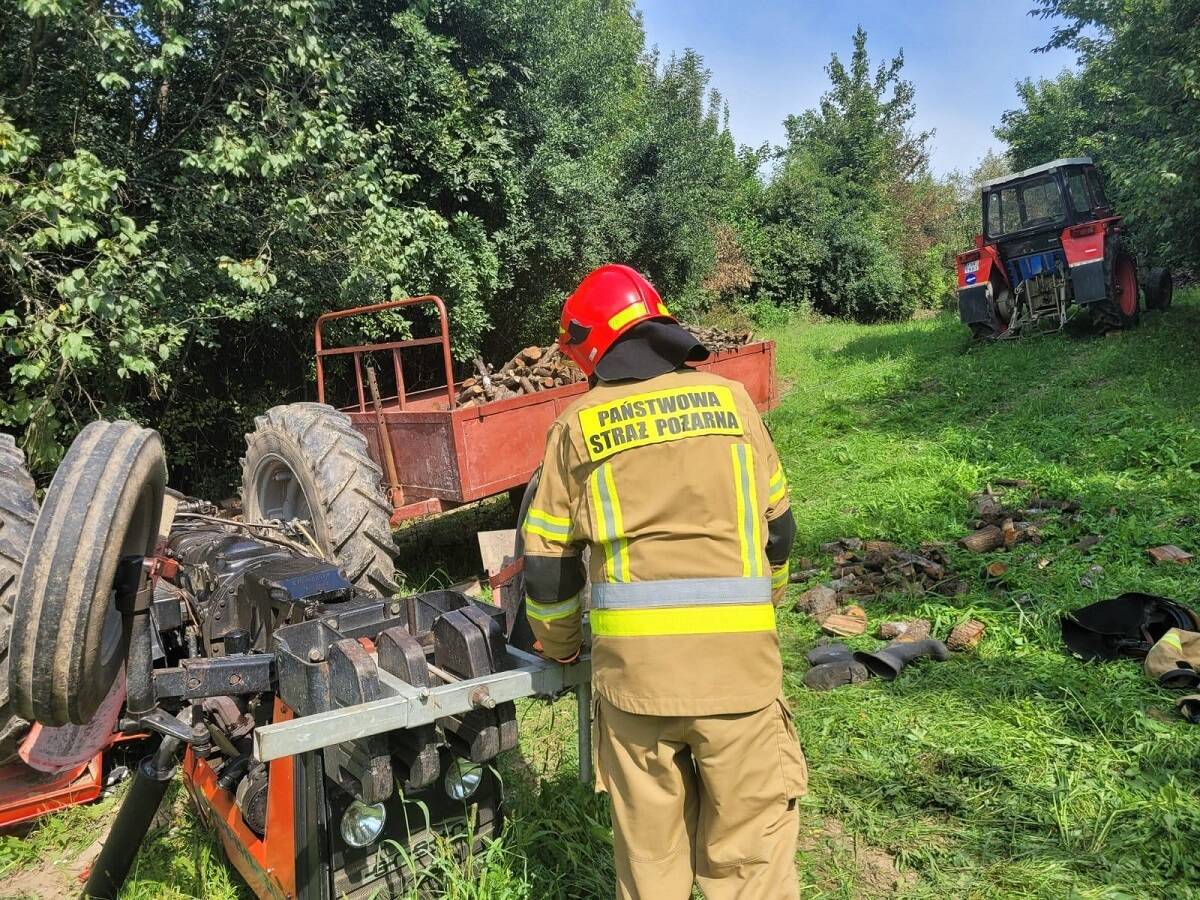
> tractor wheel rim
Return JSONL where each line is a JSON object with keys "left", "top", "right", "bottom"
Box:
{"left": 254, "top": 454, "right": 314, "bottom": 524}
{"left": 1117, "top": 256, "right": 1137, "bottom": 317}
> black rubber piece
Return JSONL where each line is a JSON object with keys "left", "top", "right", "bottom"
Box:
{"left": 0, "top": 434, "right": 37, "bottom": 762}
{"left": 804, "top": 660, "right": 869, "bottom": 691}
{"left": 84, "top": 735, "right": 183, "bottom": 899}
{"left": 242, "top": 403, "right": 395, "bottom": 594}
{"left": 806, "top": 642, "right": 852, "bottom": 666}
{"left": 854, "top": 639, "right": 950, "bottom": 681}
{"left": 1143, "top": 267, "right": 1173, "bottom": 311}
{"left": 10, "top": 421, "right": 166, "bottom": 726}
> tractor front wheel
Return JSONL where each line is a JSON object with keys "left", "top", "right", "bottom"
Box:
{"left": 242, "top": 403, "right": 396, "bottom": 594}
{"left": 1095, "top": 243, "right": 1139, "bottom": 332}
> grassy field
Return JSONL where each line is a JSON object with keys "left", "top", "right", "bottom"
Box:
{"left": 5, "top": 293, "right": 1200, "bottom": 898}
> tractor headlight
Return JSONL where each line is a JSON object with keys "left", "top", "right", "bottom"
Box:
{"left": 443, "top": 758, "right": 483, "bottom": 801}
{"left": 340, "top": 799, "right": 387, "bottom": 848}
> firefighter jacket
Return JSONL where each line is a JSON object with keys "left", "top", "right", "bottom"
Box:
{"left": 522, "top": 368, "right": 794, "bottom": 716}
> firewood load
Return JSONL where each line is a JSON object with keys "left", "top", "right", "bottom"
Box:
{"left": 456, "top": 345, "right": 583, "bottom": 406}
{"left": 455, "top": 324, "right": 755, "bottom": 407}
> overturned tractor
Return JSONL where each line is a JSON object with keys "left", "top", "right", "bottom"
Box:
{"left": 8, "top": 420, "right": 589, "bottom": 899}
{"left": 956, "top": 157, "right": 1172, "bottom": 340}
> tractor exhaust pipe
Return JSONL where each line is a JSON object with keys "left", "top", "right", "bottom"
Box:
{"left": 83, "top": 734, "right": 185, "bottom": 899}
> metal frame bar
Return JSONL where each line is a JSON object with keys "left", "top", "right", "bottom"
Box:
{"left": 314, "top": 295, "right": 457, "bottom": 412}
{"left": 254, "top": 650, "right": 591, "bottom": 764}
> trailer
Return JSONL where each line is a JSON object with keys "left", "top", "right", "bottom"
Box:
{"left": 241, "top": 296, "right": 778, "bottom": 593}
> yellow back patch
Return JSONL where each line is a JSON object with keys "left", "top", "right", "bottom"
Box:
{"left": 578, "top": 384, "right": 744, "bottom": 461}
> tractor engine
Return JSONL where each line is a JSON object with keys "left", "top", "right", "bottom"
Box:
{"left": 152, "top": 520, "right": 509, "bottom": 899}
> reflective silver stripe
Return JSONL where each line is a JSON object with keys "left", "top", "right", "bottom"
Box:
{"left": 734, "top": 443, "right": 763, "bottom": 577}
{"left": 591, "top": 577, "right": 772, "bottom": 610}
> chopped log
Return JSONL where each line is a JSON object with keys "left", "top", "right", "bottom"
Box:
{"left": 947, "top": 620, "right": 986, "bottom": 652}
{"left": 1148, "top": 545, "right": 1194, "bottom": 566}
{"left": 960, "top": 525, "right": 1004, "bottom": 553}
{"left": 878, "top": 619, "right": 931, "bottom": 641}
{"left": 821, "top": 606, "right": 867, "bottom": 637}
{"left": 793, "top": 585, "right": 838, "bottom": 620}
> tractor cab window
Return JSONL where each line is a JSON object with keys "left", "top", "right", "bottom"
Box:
{"left": 985, "top": 174, "right": 1066, "bottom": 238}
{"left": 987, "top": 190, "right": 1002, "bottom": 235}
{"left": 1066, "top": 170, "right": 1092, "bottom": 214}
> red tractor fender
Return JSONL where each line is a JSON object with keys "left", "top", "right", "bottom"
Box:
{"left": 1060, "top": 216, "right": 1120, "bottom": 268}
{"left": 955, "top": 243, "right": 1007, "bottom": 291}
{"left": 1062, "top": 216, "right": 1122, "bottom": 306}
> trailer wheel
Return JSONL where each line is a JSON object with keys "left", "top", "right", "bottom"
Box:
{"left": 1095, "top": 242, "right": 1139, "bottom": 331}
{"left": 0, "top": 435, "right": 37, "bottom": 761}
{"left": 1143, "top": 267, "right": 1173, "bottom": 311}
{"left": 242, "top": 403, "right": 396, "bottom": 594}
{"left": 11, "top": 421, "right": 166, "bottom": 726}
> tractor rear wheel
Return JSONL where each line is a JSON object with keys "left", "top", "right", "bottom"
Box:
{"left": 968, "top": 280, "right": 1011, "bottom": 341}
{"left": 1143, "top": 267, "right": 1173, "bottom": 311}
{"left": 242, "top": 403, "right": 396, "bottom": 594}
{"left": 0, "top": 435, "right": 37, "bottom": 762}
{"left": 1094, "top": 242, "right": 1139, "bottom": 331}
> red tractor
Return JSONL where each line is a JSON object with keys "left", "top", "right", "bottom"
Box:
{"left": 956, "top": 157, "right": 1173, "bottom": 339}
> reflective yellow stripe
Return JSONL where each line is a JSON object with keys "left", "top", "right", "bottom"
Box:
{"left": 591, "top": 603, "right": 776, "bottom": 637}
{"left": 607, "top": 301, "right": 648, "bottom": 332}
{"left": 771, "top": 566, "right": 788, "bottom": 589}
{"left": 768, "top": 467, "right": 788, "bottom": 506}
{"left": 524, "top": 508, "right": 571, "bottom": 542}
{"left": 589, "top": 463, "right": 629, "bottom": 582}
{"left": 528, "top": 508, "right": 569, "bottom": 528}
{"left": 731, "top": 444, "right": 763, "bottom": 577}
{"left": 656, "top": 302, "right": 670, "bottom": 317}
{"left": 526, "top": 595, "right": 580, "bottom": 622}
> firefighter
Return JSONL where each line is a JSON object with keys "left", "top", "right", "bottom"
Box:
{"left": 521, "top": 264, "right": 806, "bottom": 899}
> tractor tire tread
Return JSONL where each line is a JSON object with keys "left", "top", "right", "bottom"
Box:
{"left": 0, "top": 434, "right": 36, "bottom": 763}
{"left": 242, "top": 404, "right": 395, "bottom": 594}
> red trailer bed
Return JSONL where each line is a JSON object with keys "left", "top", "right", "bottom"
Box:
{"left": 316, "top": 297, "right": 777, "bottom": 524}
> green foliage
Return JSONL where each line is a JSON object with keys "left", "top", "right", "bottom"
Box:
{"left": 753, "top": 28, "right": 956, "bottom": 322}
{"left": 998, "top": 0, "right": 1200, "bottom": 267}
{"left": 0, "top": 0, "right": 757, "bottom": 489}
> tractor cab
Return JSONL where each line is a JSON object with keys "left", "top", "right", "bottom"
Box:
{"left": 955, "top": 157, "right": 1171, "bottom": 340}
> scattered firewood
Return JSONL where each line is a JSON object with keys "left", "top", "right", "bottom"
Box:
{"left": 821, "top": 606, "right": 867, "bottom": 637}
{"left": 960, "top": 526, "right": 1004, "bottom": 553}
{"left": 983, "top": 561, "right": 1009, "bottom": 580}
{"left": 788, "top": 567, "right": 821, "bottom": 583}
{"left": 793, "top": 585, "right": 838, "bottom": 621}
{"left": 878, "top": 619, "right": 931, "bottom": 641}
{"left": 1071, "top": 534, "right": 1101, "bottom": 552}
{"left": 946, "top": 620, "right": 985, "bottom": 652}
{"left": 1148, "top": 545, "right": 1194, "bottom": 566}
{"left": 805, "top": 538, "right": 956, "bottom": 607}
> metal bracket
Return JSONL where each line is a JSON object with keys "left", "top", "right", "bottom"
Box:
{"left": 253, "top": 648, "right": 590, "bottom": 763}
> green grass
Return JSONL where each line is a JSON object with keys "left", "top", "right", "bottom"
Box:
{"left": 5, "top": 294, "right": 1200, "bottom": 898}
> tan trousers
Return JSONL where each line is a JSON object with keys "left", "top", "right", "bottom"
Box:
{"left": 594, "top": 695, "right": 807, "bottom": 900}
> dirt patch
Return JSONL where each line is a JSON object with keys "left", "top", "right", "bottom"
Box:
{"left": 799, "top": 817, "right": 917, "bottom": 898}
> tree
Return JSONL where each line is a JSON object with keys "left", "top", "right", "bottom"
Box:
{"left": 755, "top": 27, "right": 945, "bottom": 321}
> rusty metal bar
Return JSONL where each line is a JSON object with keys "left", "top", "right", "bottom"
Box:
{"left": 313, "top": 296, "right": 457, "bottom": 411}
{"left": 392, "top": 348, "right": 406, "bottom": 410}
{"left": 317, "top": 336, "right": 444, "bottom": 358}
{"left": 352, "top": 352, "right": 366, "bottom": 413}
{"left": 366, "top": 366, "right": 403, "bottom": 506}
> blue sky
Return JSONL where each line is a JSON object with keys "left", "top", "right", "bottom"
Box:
{"left": 637, "top": 0, "right": 1079, "bottom": 175}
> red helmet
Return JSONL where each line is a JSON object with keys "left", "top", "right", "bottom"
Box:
{"left": 558, "top": 265, "right": 674, "bottom": 376}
